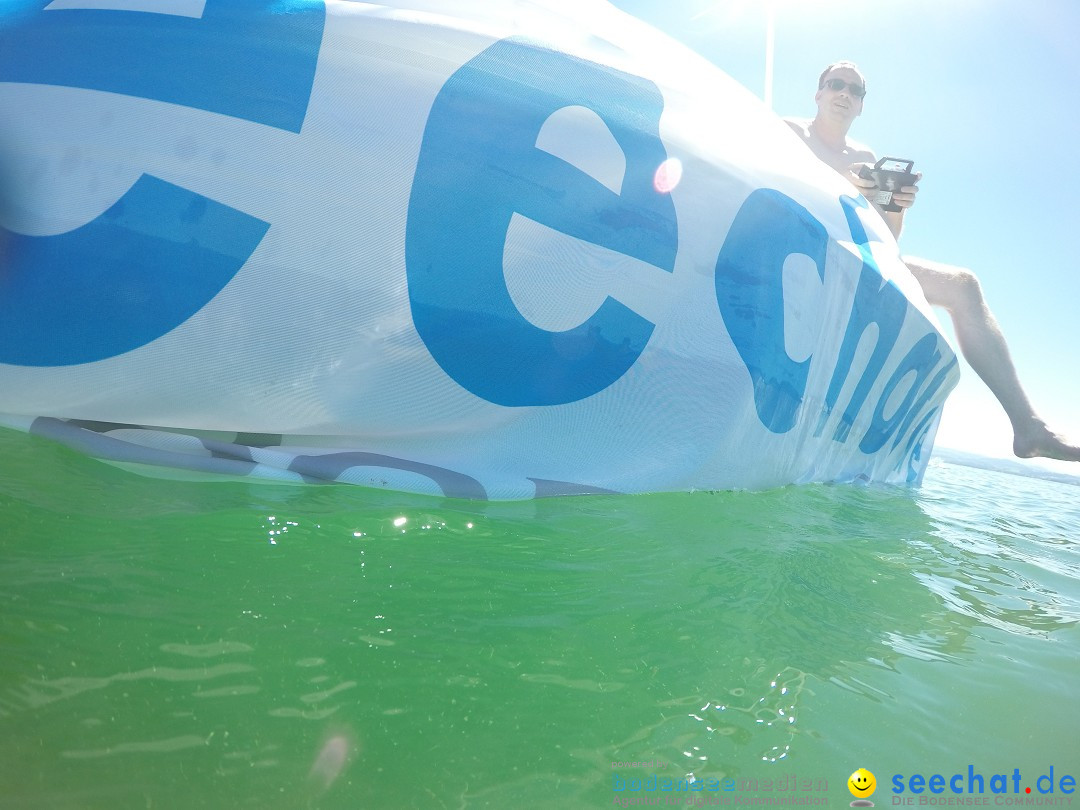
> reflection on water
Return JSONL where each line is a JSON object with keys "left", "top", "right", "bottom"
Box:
{"left": 1, "top": 428, "right": 1078, "bottom": 807}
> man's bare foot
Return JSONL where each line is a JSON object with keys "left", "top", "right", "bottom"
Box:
{"left": 1013, "top": 418, "right": 1080, "bottom": 462}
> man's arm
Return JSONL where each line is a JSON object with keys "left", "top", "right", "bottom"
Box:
{"left": 782, "top": 120, "right": 920, "bottom": 239}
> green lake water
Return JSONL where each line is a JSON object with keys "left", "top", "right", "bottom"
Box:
{"left": 1, "top": 426, "right": 1078, "bottom": 808}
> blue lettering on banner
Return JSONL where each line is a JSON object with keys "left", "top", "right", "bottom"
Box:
{"left": 823, "top": 197, "right": 955, "bottom": 457}
{"left": 712, "top": 188, "right": 953, "bottom": 457}
{"left": 899, "top": 406, "right": 940, "bottom": 483}
{"left": 861, "top": 332, "right": 944, "bottom": 453}
{"left": 714, "top": 188, "right": 828, "bottom": 434}
{"left": 0, "top": 175, "right": 270, "bottom": 366}
{"left": 0, "top": 1, "right": 953, "bottom": 467}
{"left": 406, "top": 37, "right": 678, "bottom": 407}
{"left": 0, "top": 0, "right": 325, "bottom": 133}
{"left": 891, "top": 358, "right": 957, "bottom": 455}
{"left": 0, "top": 0, "right": 324, "bottom": 366}
{"left": 817, "top": 196, "right": 909, "bottom": 443}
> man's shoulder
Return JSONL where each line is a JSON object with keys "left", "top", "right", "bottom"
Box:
{"left": 846, "top": 137, "right": 876, "bottom": 161}
{"left": 782, "top": 117, "right": 811, "bottom": 137}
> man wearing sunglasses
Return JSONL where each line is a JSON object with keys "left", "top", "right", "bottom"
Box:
{"left": 784, "top": 62, "right": 1080, "bottom": 462}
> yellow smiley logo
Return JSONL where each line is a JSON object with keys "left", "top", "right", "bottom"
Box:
{"left": 848, "top": 768, "right": 877, "bottom": 798}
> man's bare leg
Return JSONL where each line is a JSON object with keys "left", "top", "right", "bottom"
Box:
{"left": 904, "top": 256, "right": 1080, "bottom": 462}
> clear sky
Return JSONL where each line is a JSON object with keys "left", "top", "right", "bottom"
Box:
{"left": 610, "top": 0, "right": 1080, "bottom": 472}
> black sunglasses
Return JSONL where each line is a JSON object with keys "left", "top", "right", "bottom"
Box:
{"left": 822, "top": 78, "right": 866, "bottom": 98}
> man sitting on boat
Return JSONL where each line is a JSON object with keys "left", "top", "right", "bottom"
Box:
{"left": 786, "top": 61, "right": 1080, "bottom": 462}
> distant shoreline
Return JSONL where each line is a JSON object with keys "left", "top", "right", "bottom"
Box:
{"left": 932, "top": 447, "right": 1080, "bottom": 487}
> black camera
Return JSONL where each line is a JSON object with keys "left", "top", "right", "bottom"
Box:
{"left": 858, "top": 157, "right": 917, "bottom": 213}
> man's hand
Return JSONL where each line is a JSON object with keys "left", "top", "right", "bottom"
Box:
{"left": 846, "top": 163, "right": 922, "bottom": 211}
{"left": 847, "top": 162, "right": 878, "bottom": 198}
{"left": 846, "top": 163, "right": 922, "bottom": 240}
{"left": 890, "top": 171, "right": 922, "bottom": 210}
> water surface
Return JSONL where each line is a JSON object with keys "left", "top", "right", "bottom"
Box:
{"left": 1, "top": 427, "right": 1077, "bottom": 808}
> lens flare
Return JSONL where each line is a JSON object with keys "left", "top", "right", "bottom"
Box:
{"left": 309, "top": 734, "right": 352, "bottom": 791}
{"left": 653, "top": 157, "right": 683, "bottom": 193}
